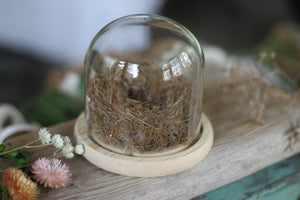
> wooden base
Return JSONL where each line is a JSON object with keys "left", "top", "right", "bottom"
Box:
{"left": 74, "top": 112, "right": 214, "bottom": 177}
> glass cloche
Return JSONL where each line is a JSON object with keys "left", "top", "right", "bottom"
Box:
{"left": 84, "top": 14, "right": 204, "bottom": 157}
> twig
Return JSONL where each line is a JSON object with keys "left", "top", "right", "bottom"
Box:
{"left": 0, "top": 138, "right": 40, "bottom": 156}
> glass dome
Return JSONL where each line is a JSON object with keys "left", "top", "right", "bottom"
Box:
{"left": 84, "top": 14, "right": 204, "bottom": 156}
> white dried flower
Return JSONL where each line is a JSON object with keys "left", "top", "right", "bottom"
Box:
{"left": 52, "top": 134, "right": 64, "bottom": 149}
{"left": 62, "top": 144, "right": 74, "bottom": 159}
{"left": 64, "top": 152, "right": 75, "bottom": 159}
{"left": 74, "top": 144, "right": 84, "bottom": 155}
{"left": 63, "top": 136, "right": 71, "bottom": 146}
{"left": 62, "top": 144, "right": 74, "bottom": 154}
{"left": 38, "top": 128, "right": 52, "bottom": 144}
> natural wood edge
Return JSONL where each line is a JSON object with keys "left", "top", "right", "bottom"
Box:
{"left": 74, "top": 112, "right": 214, "bottom": 177}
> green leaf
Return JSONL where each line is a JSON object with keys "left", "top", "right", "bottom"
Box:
{"left": 0, "top": 144, "right": 5, "bottom": 152}
{"left": 15, "top": 158, "right": 26, "bottom": 167}
{"left": 4, "top": 150, "right": 19, "bottom": 158}
{"left": 19, "top": 151, "right": 30, "bottom": 159}
{"left": 20, "top": 89, "right": 83, "bottom": 126}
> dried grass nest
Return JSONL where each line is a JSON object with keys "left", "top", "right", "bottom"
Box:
{"left": 86, "top": 60, "right": 193, "bottom": 155}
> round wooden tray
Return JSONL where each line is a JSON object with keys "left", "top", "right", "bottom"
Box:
{"left": 74, "top": 112, "right": 213, "bottom": 177}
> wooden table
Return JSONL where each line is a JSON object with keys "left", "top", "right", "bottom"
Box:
{"left": 1, "top": 82, "right": 300, "bottom": 200}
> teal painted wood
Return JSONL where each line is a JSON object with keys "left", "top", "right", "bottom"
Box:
{"left": 192, "top": 154, "right": 300, "bottom": 200}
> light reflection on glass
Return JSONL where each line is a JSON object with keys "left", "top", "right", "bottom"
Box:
{"left": 180, "top": 51, "right": 191, "bottom": 68}
{"left": 118, "top": 60, "right": 126, "bottom": 70}
{"left": 161, "top": 50, "right": 192, "bottom": 80}
{"left": 127, "top": 63, "right": 139, "bottom": 78}
{"left": 104, "top": 56, "right": 117, "bottom": 70}
{"left": 162, "top": 63, "right": 171, "bottom": 81}
{"left": 170, "top": 57, "right": 182, "bottom": 76}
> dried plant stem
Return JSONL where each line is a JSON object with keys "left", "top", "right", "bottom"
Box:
{"left": 121, "top": 110, "right": 159, "bottom": 131}
{"left": 23, "top": 143, "right": 52, "bottom": 149}
{"left": 0, "top": 150, "right": 73, "bottom": 174}
{"left": 0, "top": 164, "right": 29, "bottom": 174}
{"left": 223, "top": 65, "right": 272, "bottom": 124}
{"left": 50, "top": 153, "right": 64, "bottom": 159}
{"left": 285, "top": 122, "right": 300, "bottom": 151}
{"left": 0, "top": 138, "right": 40, "bottom": 156}
{"left": 87, "top": 59, "right": 193, "bottom": 154}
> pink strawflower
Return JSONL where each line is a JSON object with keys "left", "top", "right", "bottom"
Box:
{"left": 32, "top": 158, "right": 72, "bottom": 189}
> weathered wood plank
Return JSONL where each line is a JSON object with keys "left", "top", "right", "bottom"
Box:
{"left": 1, "top": 84, "right": 300, "bottom": 200}
{"left": 193, "top": 153, "right": 300, "bottom": 200}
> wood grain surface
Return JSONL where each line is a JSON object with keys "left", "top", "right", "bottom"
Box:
{"left": 1, "top": 83, "right": 300, "bottom": 200}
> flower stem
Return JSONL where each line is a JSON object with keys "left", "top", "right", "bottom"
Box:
{"left": 0, "top": 150, "right": 76, "bottom": 174}
{"left": 24, "top": 143, "right": 52, "bottom": 149}
{"left": 52, "top": 148, "right": 61, "bottom": 156}
{"left": 49, "top": 152, "right": 63, "bottom": 159}
{"left": 0, "top": 138, "right": 40, "bottom": 156}
{"left": 0, "top": 162, "right": 30, "bottom": 173}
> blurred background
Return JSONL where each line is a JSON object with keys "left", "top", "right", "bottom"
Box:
{"left": 0, "top": 0, "right": 299, "bottom": 125}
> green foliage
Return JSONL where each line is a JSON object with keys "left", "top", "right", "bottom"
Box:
{"left": 0, "top": 144, "right": 5, "bottom": 153}
{"left": 15, "top": 158, "right": 26, "bottom": 167}
{"left": 14, "top": 151, "right": 29, "bottom": 160}
{"left": 255, "top": 25, "right": 300, "bottom": 91}
{"left": 1, "top": 150, "right": 30, "bottom": 168}
{"left": 260, "top": 52, "right": 275, "bottom": 67}
{"left": 3, "top": 150, "right": 19, "bottom": 158}
{"left": 19, "top": 151, "right": 29, "bottom": 159}
{"left": 21, "top": 89, "right": 83, "bottom": 126}
{"left": 257, "top": 25, "right": 299, "bottom": 61}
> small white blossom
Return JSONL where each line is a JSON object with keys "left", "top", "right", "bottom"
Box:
{"left": 38, "top": 128, "right": 52, "bottom": 144}
{"left": 74, "top": 144, "right": 85, "bottom": 155}
{"left": 52, "top": 134, "right": 64, "bottom": 148}
{"left": 62, "top": 144, "right": 74, "bottom": 154}
{"left": 63, "top": 136, "right": 71, "bottom": 145}
{"left": 64, "top": 152, "right": 75, "bottom": 159}
{"left": 62, "top": 144, "right": 74, "bottom": 159}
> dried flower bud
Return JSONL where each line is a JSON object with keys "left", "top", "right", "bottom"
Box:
{"left": 38, "top": 128, "right": 52, "bottom": 144}
{"left": 32, "top": 158, "right": 72, "bottom": 188}
{"left": 52, "top": 134, "right": 64, "bottom": 149}
{"left": 63, "top": 136, "right": 71, "bottom": 145}
{"left": 74, "top": 144, "right": 85, "bottom": 155}
{"left": 4, "top": 168, "right": 39, "bottom": 200}
{"left": 62, "top": 144, "right": 74, "bottom": 159}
